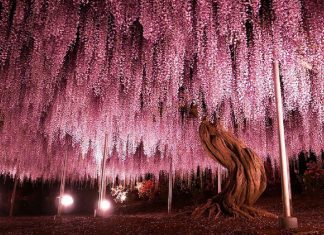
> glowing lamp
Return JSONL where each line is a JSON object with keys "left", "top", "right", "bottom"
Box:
{"left": 60, "top": 194, "right": 74, "bottom": 207}
{"left": 99, "top": 199, "right": 111, "bottom": 211}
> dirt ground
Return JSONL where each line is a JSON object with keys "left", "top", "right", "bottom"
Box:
{"left": 0, "top": 192, "right": 323, "bottom": 235}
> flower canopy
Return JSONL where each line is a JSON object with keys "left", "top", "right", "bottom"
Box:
{"left": 0, "top": 0, "right": 323, "bottom": 180}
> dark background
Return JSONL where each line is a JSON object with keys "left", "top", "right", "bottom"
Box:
{"left": 0, "top": 150, "right": 323, "bottom": 216}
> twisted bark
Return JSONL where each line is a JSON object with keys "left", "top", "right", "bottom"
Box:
{"left": 192, "top": 120, "right": 276, "bottom": 219}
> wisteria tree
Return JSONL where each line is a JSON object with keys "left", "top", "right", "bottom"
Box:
{"left": 192, "top": 117, "right": 269, "bottom": 218}
{"left": 0, "top": 0, "right": 323, "bottom": 218}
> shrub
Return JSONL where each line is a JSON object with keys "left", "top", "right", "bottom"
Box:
{"left": 303, "top": 162, "right": 324, "bottom": 192}
{"left": 136, "top": 179, "right": 155, "bottom": 200}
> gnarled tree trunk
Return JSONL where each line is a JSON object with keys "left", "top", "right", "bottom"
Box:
{"left": 192, "top": 120, "right": 276, "bottom": 219}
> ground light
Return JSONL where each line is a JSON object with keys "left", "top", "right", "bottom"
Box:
{"left": 60, "top": 194, "right": 74, "bottom": 207}
{"left": 94, "top": 199, "right": 112, "bottom": 217}
{"left": 54, "top": 194, "right": 74, "bottom": 220}
{"left": 99, "top": 199, "right": 111, "bottom": 211}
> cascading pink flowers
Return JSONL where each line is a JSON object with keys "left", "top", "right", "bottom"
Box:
{"left": 0, "top": 0, "right": 323, "bottom": 182}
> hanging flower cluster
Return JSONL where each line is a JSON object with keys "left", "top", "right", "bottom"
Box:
{"left": 0, "top": 0, "right": 323, "bottom": 181}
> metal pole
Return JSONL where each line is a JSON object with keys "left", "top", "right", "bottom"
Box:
{"left": 217, "top": 164, "right": 222, "bottom": 194}
{"left": 57, "top": 149, "right": 68, "bottom": 216}
{"left": 9, "top": 172, "right": 19, "bottom": 217}
{"left": 200, "top": 168, "right": 203, "bottom": 190}
{"left": 273, "top": 60, "right": 298, "bottom": 229}
{"left": 168, "top": 156, "right": 172, "bottom": 214}
{"left": 97, "top": 133, "right": 108, "bottom": 216}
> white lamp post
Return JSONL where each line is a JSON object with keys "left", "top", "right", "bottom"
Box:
{"left": 273, "top": 60, "right": 298, "bottom": 229}
{"left": 168, "top": 156, "right": 173, "bottom": 214}
{"left": 95, "top": 133, "right": 110, "bottom": 217}
{"left": 57, "top": 149, "right": 68, "bottom": 217}
{"left": 217, "top": 164, "right": 222, "bottom": 194}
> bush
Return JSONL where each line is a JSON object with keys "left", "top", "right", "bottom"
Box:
{"left": 136, "top": 179, "right": 155, "bottom": 200}
{"left": 303, "top": 162, "right": 324, "bottom": 192}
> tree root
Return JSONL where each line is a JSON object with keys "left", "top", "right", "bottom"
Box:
{"left": 241, "top": 205, "right": 278, "bottom": 219}
{"left": 192, "top": 199, "right": 222, "bottom": 220}
{"left": 192, "top": 198, "right": 278, "bottom": 220}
